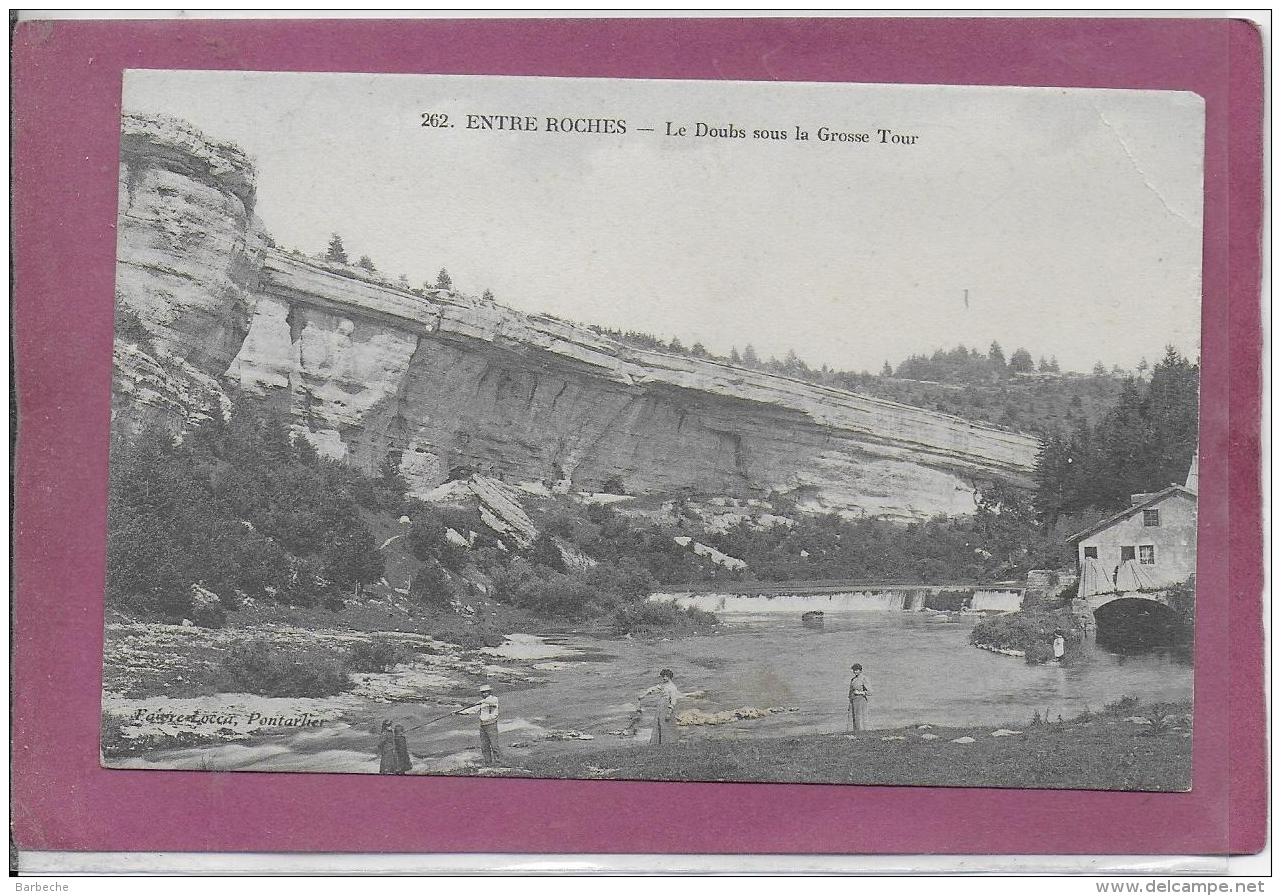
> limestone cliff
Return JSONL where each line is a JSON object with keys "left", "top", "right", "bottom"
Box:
{"left": 111, "top": 113, "right": 1040, "bottom": 521}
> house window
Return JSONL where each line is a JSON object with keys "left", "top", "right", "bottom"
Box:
{"left": 1121, "top": 546, "right": 1136, "bottom": 562}
{"left": 1143, "top": 509, "right": 1161, "bottom": 527}
{"left": 1083, "top": 547, "right": 1098, "bottom": 559}
{"left": 1139, "top": 545, "right": 1156, "bottom": 565}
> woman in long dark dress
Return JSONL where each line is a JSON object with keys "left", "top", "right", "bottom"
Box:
{"left": 392, "top": 724, "right": 412, "bottom": 774}
{"left": 377, "top": 720, "right": 399, "bottom": 774}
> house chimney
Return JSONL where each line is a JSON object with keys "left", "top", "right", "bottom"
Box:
{"left": 1185, "top": 450, "right": 1199, "bottom": 493}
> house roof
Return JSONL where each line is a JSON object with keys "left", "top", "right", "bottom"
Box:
{"left": 1066, "top": 484, "right": 1198, "bottom": 543}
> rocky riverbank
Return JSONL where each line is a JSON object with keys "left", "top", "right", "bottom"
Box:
{"left": 99, "top": 617, "right": 573, "bottom": 761}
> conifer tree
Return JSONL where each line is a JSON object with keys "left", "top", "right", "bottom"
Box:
{"left": 324, "top": 234, "right": 349, "bottom": 264}
{"left": 1009, "top": 348, "right": 1034, "bottom": 373}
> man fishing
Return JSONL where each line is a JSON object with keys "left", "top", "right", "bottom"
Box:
{"left": 477, "top": 684, "right": 503, "bottom": 766}
{"left": 375, "top": 687, "right": 496, "bottom": 770}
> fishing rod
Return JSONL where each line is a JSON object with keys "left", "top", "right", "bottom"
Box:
{"left": 395, "top": 701, "right": 486, "bottom": 734}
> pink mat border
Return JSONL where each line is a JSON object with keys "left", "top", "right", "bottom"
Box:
{"left": 10, "top": 17, "right": 1265, "bottom": 856}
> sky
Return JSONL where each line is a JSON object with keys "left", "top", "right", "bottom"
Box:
{"left": 123, "top": 71, "right": 1205, "bottom": 373}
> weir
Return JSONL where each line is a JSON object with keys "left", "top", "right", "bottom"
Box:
{"left": 653, "top": 585, "right": 1024, "bottom": 615}
{"left": 968, "top": 590, "right": 1025, "bottom": 613}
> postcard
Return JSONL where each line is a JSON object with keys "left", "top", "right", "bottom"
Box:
{"left": 101, "top": 70, "right": 1204, "bottom": 790}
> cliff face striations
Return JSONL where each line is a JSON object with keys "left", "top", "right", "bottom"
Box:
{"left": 111, "top": 114, "right": 1039, "bottom": 521}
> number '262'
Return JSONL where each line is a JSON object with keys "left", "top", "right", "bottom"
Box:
{"left": 420, "top": 113, "right": 450, "bottom": 128}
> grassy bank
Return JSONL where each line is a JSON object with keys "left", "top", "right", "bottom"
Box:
{"left": 519, "top": 701, "right": 1192, "bottom": 791}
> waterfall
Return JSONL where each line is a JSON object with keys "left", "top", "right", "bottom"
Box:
{"left": 969, "top": 590, "right": 1024, "bottom": 613}
{"left": 842, "top": 591, "right": 907, "bottom": 612}
{"left": 653, "top": 590, "right": 921, "bottom": 614}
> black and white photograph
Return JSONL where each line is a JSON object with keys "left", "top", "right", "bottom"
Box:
{"left": 102, "top": 70, "right": 1203, "bottom": 790}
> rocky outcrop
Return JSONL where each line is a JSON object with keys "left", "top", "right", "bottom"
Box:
{"left": 111, "top": 113, "right": 1040, "bottom": 520}
{"left": 116, "top": 113, "right": 267, "bottom": 374}
{"left": 113, "top": 112, "right": 268, "bottom": 432}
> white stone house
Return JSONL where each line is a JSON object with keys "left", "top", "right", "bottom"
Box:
{"left": 1069, "top": 454, "right": 1198, "bottom": 597}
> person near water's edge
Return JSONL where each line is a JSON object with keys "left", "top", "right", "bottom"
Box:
{"left": 377, "top": 719, "right": 400, "bottom": 774}
{"left": 848, "top": 663, "right": 872, "bottom": 732}
{"left": 392, "top": 723, "right": 412, "bottom": 774}
{"left": 478, "top": 685, "right": 502, "bottom": 765}
{"left": 638, "top": 668, "right": 682, "bottom": 745}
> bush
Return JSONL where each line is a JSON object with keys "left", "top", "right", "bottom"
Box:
{"left": 429, "top": 618, "right": 506, "bottom": 649}
{"left": 518, "top": 574, "right": 598, "bottom": 619}
{"left": 541, "top": 510, "right": 576, "bottom": 539}
{"left": 106, "top": 410, "right": 397, "bottom": 620}
{"left": 276, "top": 559, "right": 339, "bottom": 609}
{"left": 406, "top": 509, "right": 447, "bottom": 560}
{"left": 409, "top": 561, "right": 456, "bottom": 609}
{"left": 1024, "top": 642, "right": 1052, "bottom": 665}
{"left": 346, "top": 638, "right": 408, "bottom": 673}
{"left": 216, "top": 642, "right": 352, "bottom": 697}
{"left": 489, "top": 554, "right": 645, "bottom": 620}
{"left": 970, "top": 609, "right": 1081, "bottom": 663}
{"left": 200, "top": 519, "right": 291, "bottom": 601}
{"left": 1145, "top": 703, "right": 1175, "bottom": 734}
{"left": 324, "top": 521, "right": 385, "bottom": 596}
{"left": 190, "top": 598, "right": 226, "bottom": 629}
{"left": 584, "top": 503, "right": 615, "bottom": 525}
{"left": 114, "top": 303, "right": 156, "bottom": 353}
{"left": 1104, "top": 694, "right": 1141, "bottom": 716}
{"left": 529, "top": 532, "right": 567, "bottom": 572}
{"left": 584, "top": 558, "right": 657, "bottom": 603}
{"left": 1050, "top": 581, "right": 1079, "bottom": 606}
{"left": 601, "top": 474, "right": 628, "bottom": 495}
{"left": 1166, "top": 574, "right": 1195, "bottom": 627}
{"left": 611, "top": 601, "right": 718, "bottom": 637}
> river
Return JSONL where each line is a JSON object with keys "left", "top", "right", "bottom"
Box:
{"left": 505, "top": 611, "right": 1192, "bottom": 740}
{"left": 111, "top": 608, "right": 1193, "bottom": 775}
{"left": 455, "top": 609, "right": 1182, "bottom": 768}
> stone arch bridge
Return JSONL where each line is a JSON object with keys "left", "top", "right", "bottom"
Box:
{"left": 1078, "top": 591, "right": 1176, "bottom": 616}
